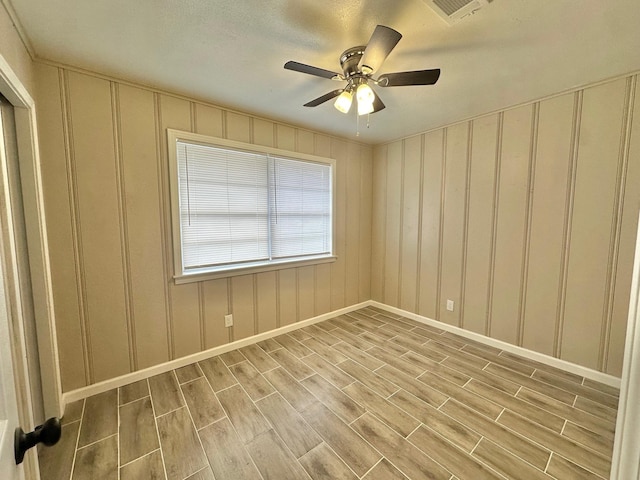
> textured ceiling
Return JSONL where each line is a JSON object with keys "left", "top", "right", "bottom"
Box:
{"left": 8, "top": 0, "right": 640, "bottom": 144}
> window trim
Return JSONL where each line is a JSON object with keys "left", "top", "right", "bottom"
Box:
{"left": 167, "top": 129, "right": 337, "bottom": 283}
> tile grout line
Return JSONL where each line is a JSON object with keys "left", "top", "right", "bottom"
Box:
{"left": 68, "top": 399, "right": 86, "bottom": 480}
{"left": 469, "top": 435, "right": 483, "bottom": 455}
{"left": 544, "top": 451, "right": 554, "bottom": 474}
{"left": 118, "top": 393, "right": 152, "bottom": 408}
{"left": 118, "top": 447, "right": 161, "bottom": 469}
{"left": 177, "top": 381, "right": 212, "bottom": 480}
{"left": 147, "top": 378, "right": 170, "bottom": 480}
{"left": 75, "top": 432, "right": 119, "bottom": 452}
{"left": 259, "top": 351, "right": 390, "bottom": 474}
{"left": 195, "top": 414, "right": 228, "bottom": 434}
{"left": 358, "top": 457, "right": 384, "bottom": 479}
{"left": 560, "top": 419, "right": 568, "bottom": 435}
{"left": 64, "top": 309, "right": 619, "bottom": 480}
{"left": 214, "top": 376, "right": 272, "bottom": 480}
{"left": 436, "top": 396, "right": 558, "bottom": 477}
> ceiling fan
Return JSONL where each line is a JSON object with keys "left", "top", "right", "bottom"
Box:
{"left": 284, "top": 25, "right": 441, "bottom": 116}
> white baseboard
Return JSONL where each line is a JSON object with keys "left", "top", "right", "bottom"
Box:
{"left": 61, "top": 301, "right": 370, "bottom": 408}
{"left": 62, "top": 298, "right": 621, "bottom": 411}
{"left": 369, "top": 301, "right": 621, "bottom": 389}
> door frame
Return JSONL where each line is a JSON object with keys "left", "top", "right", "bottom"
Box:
{"left": 0, "top": 52, "right": 62, "bottom": 426}
{"left": 610, "top": 211, "right": 640, "bottom": 479}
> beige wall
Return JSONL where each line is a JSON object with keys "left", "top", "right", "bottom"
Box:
{"left": 34, "top": 63, "right": 373, "bottom": 392}
{"left": 372, "top": 75, "right": 640, "bottom": 377}
{"left": 0, "top": 3, "right": 34, "bottom": 95}
{"left": 31, "top": 55, "right": 640, "bottom": 391}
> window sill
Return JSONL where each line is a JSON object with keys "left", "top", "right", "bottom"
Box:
{"left": 173, "top": 255, "right": 337, "bottom": 284}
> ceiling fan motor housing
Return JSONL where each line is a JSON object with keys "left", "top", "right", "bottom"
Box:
{"left": 340, "top": 46, "right": 367, "bottom": 78}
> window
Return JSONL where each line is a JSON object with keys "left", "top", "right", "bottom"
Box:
{"left": 168, "top": 130, "right": 335, "bottom": 282}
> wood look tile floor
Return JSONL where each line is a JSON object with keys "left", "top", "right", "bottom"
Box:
{"left": 38, "top": 307, "right": 620, "bottom": 480}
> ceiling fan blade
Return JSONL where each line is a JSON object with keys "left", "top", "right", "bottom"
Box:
{"left": 284, "top": 61, "right": 342, "bottom": 80}
{"left": 378, "top": 69, "right": 441, "bottom": 87}
{"left": 303, "top": 89, "right": 344, "bottom": 107}
{"left": 372, "top": 90, "right": 386, "bottom": 113}
{"left": 358, "top": 25, "right": 402, "bottom": 75}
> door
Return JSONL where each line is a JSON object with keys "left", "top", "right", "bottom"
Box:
{"left": 0, "top": 94, "right": 25, "bottom": 480}
{"left": 0, "top": 262, "right": 23, "bottom": 480}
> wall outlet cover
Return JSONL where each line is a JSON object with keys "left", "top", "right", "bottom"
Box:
{"left": 224, "top": 314, "right": 233, "bottom": 327}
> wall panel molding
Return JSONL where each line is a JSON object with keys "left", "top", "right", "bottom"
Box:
{"left": 110, "top": 81, "right": 136, "bottom": 372}
{"left": 516, "top": 102, "right": 539, "bottom": 347}
{"left": 601, "top": 76, "right": 637, "bottom": 371}
{"left": 373, "top": 74, "right": 640, "bottom": 376}
{"left": 36, "top": 64, "right": 374, "bottom": 391}
{"left": 153, "top": 91, "right": 174, "bottom": 361}
{"left": 59, "top": 68, "right": 92, "bottom": 384}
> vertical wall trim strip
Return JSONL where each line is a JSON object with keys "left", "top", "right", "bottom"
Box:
{"left": 110, "top": 82, "right": 136, "bottom": 371}
{"left": 486, "top": 112, "right": 504, "bottom": 337}
{"left": 59, "top": 69, "right": 93, "bottom": 385}
{"left": 414, "top": 135, "right": 426, "bottom": 312}
{"left": 601, "top": 75, "right": 636, "bottom": 371}
{"left": 341, "top": 143, "right": 348, "bottom": 308}
{"left": 517, "top": 103, "right": 539, "bottom": 347}
{"left": 397, "top": 140, "right": 406, "bottom": 304}
{"left": 221, "top": 110, "right": 228, "bottom": 139}
{"left": 189, "top": 101, "right": 207, "bottom": 351}
{"left": 273, "top": 122, "right": 277, "bottom": 148}
{"left": 436, "top": 129, "right": 447, "bottom": 321}
{"left": 313, "top": 133, "right": 330, "bottom": 310}
{"left": 227, "top": 278, "right": 233, "bottom": 342}
{"left": 190, "top": 102, "right": 197, "bottom": 133}
{"left": 380, "top": 147, "right": 388, "bottom": 303}
{"left": 356, "top": 146, "right": 362, "bottom": 303}
{"left": 252, "top": 275, "right": 259, "bottom": 334}
{"left": 367, "top": 145, "right": 374, "bottom": 300}
{"left": 313, "top": 265, "right": 318, "bottom": 316}
{"left": 275, "top": 271, "right": 281, "bottom": 329}
{"left": 459, "top": 121, "right": 473, "bottom": 328}
{"left": 153, "top": 93, "right": 175, "bottom": 360}
{"left": 555, "top": 90, "right": 583, "bottom": 358}
{"left": 198, "top": 282, "right": 205, "bottom": 351}
{"left": 313, "top": 134, "right": 319, "bottom": 313}
{"left": 295, "top": 268, "right": 300, "bottom": 322}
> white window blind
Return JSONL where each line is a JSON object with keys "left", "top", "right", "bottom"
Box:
{"left": 175, "top": 138, "right": 332, "bottom": 275}
{"left": 269, "top": 157, "right": 332, "bottom": 259}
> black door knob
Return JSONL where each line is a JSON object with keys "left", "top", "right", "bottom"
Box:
{"left": 15, "top": 417, "right": 62, "bottom": 465}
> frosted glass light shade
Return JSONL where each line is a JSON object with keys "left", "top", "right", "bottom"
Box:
{"left": 356, "top": 83, "right": 375, "bottom": 104}
{"left": 334, "top": 90, "right": 353, "bottom": 113}
{"left": 356, "top": 83, "right": 375, "bottom": 115}
{"left": 357, "top": 99, "right": 374, "bottom": 115}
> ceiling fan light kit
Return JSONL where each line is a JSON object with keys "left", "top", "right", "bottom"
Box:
{"left": 357, "top": 98, "right": 374, "bottom": 116}
{"left": 334, "top": 89, "right": 353, "bottom": 113}
{"left": 284, "top": 25, "right": 441, "bottom": 118}
{"left": 356, "top": 83, "right": 375, "bottom": 105}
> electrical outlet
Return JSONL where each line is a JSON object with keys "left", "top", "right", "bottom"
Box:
{"left": 224, "top": 314, "right": 233, "bottom": 327}
{"left": 446, "top": 300, "right": 454, "bottom": 312}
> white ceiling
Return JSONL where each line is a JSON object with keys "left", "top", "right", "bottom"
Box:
{"left": 8, "top": 0, "right": 640, "bottom": 144}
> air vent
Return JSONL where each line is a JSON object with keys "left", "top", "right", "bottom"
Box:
{"left": 423, "top": 0, "right": 489, "bottom": 25}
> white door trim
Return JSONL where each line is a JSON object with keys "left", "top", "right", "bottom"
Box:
{"left": 0, "top": 54, "right": 62, "bottom": 421}
{"left": 610, "top": 211, "right": 640, "bottom": 479}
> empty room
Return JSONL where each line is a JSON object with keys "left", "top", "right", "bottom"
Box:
{"left": 1, "top": 0, "right": 640, "bottom": 479}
